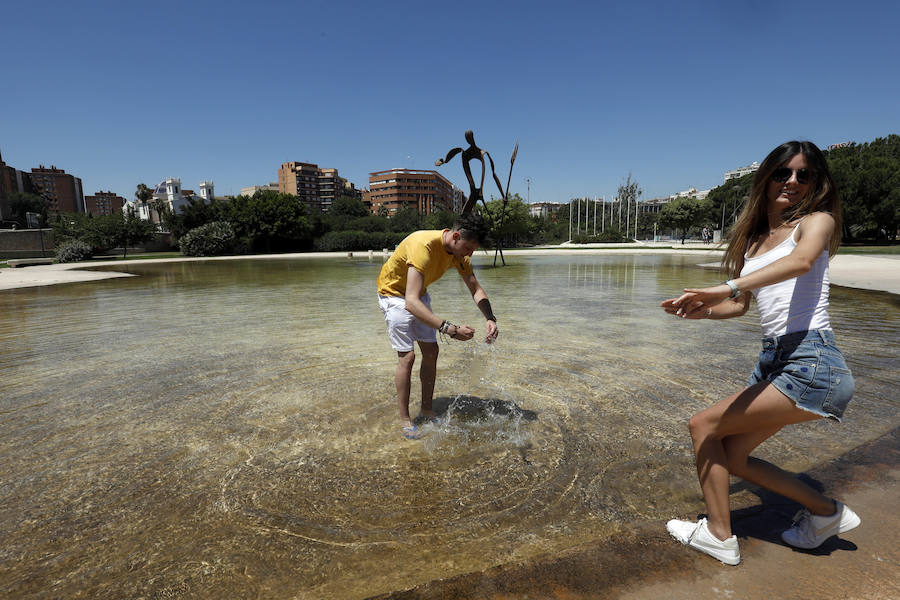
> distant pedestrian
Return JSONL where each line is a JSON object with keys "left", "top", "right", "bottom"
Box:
{"left": 660, "top": 140, "right": 859, "bottom": 565}
{"left": 702, "top": 226, "right": 710, "bottom": 244}
{"left": 377, "top": 213, "right": 499, "bottom": 439}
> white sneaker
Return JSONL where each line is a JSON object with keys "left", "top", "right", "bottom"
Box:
{"left": 666, "top": 517, "right": 741, "bottom": 565}
{"left": 781, "top": 501, "right": 861, "bottom": 549}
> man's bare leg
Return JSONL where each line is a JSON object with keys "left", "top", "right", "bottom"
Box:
{"left": 418, "top": 341, "right": 439, "bottom": 419}
{"left": 395, "top": 350, "right": 416, "bottom": 428}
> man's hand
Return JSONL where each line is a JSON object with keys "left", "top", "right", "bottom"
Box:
{"left": 452, "top": 325, "right": 475, "bottom": 341}
{"left": 484, "top": 320, "right": 498, "bottom": 344}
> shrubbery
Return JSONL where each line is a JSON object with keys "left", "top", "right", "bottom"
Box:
{"left": 56, "top": 239, "right": 94, "bottom": 263}
{"left": 179, "top": 221, "right": 237, "bottom": 256}
{"left": 571, "top": 227, "right": 633, "bottom": 244}
{"left": 314, "top": 230, "right": 407, "bottom": 252}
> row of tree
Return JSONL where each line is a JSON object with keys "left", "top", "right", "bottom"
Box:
{"left": 52, "top": 209, "right": 157, "bottom": 258}
{"left": 660, "top": 135, "right": 900, "bottom": 243}
{"left": 13, "top": 135, "right": 898, "bottom": 258}
{"left": 152, "top": 191, "right": 578, "bottom": 253}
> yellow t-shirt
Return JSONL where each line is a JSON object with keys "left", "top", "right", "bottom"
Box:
{"left": 377, "top": 230, "right": 474, "bottom": 297}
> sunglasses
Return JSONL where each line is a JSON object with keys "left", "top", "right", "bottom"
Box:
{"left": 771, "top": 167, "right": 812, "bottom": 184}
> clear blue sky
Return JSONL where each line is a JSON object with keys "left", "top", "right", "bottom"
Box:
{"left": 2, "top": 0, "right": 897, "bottom": 204}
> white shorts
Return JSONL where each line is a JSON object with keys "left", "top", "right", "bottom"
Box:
{"left": 377, "top": 293, "right": 437, "bottom": 352}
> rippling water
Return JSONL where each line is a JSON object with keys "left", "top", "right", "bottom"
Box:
{"left": 1, "top": 254, "right": 897, "bottom": 599}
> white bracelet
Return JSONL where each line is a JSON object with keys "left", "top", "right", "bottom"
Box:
{"left": 724, "top": 279, "right": 740, "bottom": 299}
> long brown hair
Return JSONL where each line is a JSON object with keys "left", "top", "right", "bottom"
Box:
{"left": 722, "top": 140, "right": 842, "bottom": 277}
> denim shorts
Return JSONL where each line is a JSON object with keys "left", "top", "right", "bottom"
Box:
{"left": 747, "top": 329, "right": 854, "bottom": 421}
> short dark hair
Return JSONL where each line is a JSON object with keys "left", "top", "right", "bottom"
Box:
{"left": 452, "top": 212, "right": 491, "bottom": 245}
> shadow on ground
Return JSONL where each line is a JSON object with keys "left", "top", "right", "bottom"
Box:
{"left": 421, "top": 395, "right": 539, "bottom": 424}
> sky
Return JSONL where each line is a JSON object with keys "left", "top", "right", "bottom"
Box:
{"left": 1, "top": 0, "right": 898, "bottom": 204}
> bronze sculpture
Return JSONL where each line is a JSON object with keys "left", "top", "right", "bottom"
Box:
{"left": 435, "top": 130, "right": 518, "bottom": 265}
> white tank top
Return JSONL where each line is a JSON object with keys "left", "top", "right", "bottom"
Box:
{"left": 739, "top": 222, "right": 831, "bottom": 338}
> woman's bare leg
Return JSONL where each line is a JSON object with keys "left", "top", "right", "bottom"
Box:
{"left": 688, "top": 382, "right": 823, "bottom": 541}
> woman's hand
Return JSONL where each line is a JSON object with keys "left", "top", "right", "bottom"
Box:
{"left": 661, "top": 284, "right": 732, "bottom": 318}
{"left": 661, "top": 297, "right": 712, "bottom": 319}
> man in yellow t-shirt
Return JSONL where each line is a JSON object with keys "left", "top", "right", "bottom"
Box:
{"left": 377, "top": 213, "right": 499, "bottom": 439}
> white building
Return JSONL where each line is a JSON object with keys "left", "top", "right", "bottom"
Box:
{"left": 724, "top": 161, "right": 760, "bottom": 182}
{"left": 126, "top": 178, "right": 214, "bottom": 223}
{"left": 240, "top": 183, "right": 279, "bottom": 197}
{"left": 669, "top": 187, "right": 711, "bottom": 201}
{"left": 528, "top": 202, "right": 563, "bottom": 218}
{"left": 639, "top": 197, "right": 672, "bottom": 214}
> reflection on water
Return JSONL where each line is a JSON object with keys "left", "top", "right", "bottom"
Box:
{"left": 1, "top": 254, "right": 897, "bottom": 599}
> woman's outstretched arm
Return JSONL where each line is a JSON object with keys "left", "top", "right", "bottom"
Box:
{"left": 666, "top": 212, "right": 834, "bottom": 317}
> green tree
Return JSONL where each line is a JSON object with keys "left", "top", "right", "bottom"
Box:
{"left": 224, "top": 190, "right": 312, "bottom": 252}
{"left": 389, "top": 206, "right": 422, "bottom": 233}
{"left": 704, "top": 173, "right": 753, "bottom": 234}
{"left": 617, "top": 174, "right": 642, "bottom": 236}
{"left": 135, "top": 183, "right": 153, "bottom": 220}
{"left": 346, "top": 214, "right": 390, "bottom": 233}
{"left": 8, "top": 191, "right": 49, "bottom": 228}
{"left": 826, "top": 136, "right": 900, "bottom": 242}
{"left": 115, "top": 206, "right": 156, "bottom": 258}
{"left": 423, "top": 209, "right": 457, "bottom": 231}
{"left": 52, "top": 212, "right": 92, "bottom": 246}
{"left": 702, "top": 135, "right": 900, "bottom": 244}
{"left": 659, "top": 197, "right": 707, "bottom": 244}
{"left": 168, "top": 196, "right": 223, "bottom": 239}
{"left": 327, "top": 196, "right": 370, "bottom": 231}
{"left": 84, "top": 214, "right": 124, "bottom": 253}
{"left": 480, "top": 194, "right": 530, "bottom": 247}
{"left": 152, "top": 198, "right": 173, "bottom": 232}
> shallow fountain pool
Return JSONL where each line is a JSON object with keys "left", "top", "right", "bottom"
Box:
{"left": 1, "top": 254, "right": 897, "bottom": 599}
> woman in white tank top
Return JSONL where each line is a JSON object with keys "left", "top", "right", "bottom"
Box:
{"left": 659, "top": 141, "right": 858, "bottom": 566}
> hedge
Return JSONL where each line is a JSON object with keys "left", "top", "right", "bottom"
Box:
{"left": 314, "top": 230, "right": 407, "bottom": 252}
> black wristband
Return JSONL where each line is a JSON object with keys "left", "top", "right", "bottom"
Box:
{"left": 486, "top": 315, "right": 497, "bottom": 322}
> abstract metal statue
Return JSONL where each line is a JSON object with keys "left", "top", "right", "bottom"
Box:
{"left": 435, "top": 130, "right": 518, "bottom": 265}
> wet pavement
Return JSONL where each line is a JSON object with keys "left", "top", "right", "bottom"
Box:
{"left": 370, "top": 427, "right": 900, "bottom": 600}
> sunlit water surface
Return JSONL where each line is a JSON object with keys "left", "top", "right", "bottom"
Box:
{"left": 1, "top": 254, "right": 897, "bottom": 599}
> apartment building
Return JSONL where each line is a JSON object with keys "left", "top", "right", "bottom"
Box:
{"left": 29, "top": 165, "right": 84, "bottom": 214}
{"left": 318, "top": 168, "right": 360, "bottom": 211}
{"left": 84, "top": 191, "right": 126, "bottom": 216}
{"left": 363, "top": 169, "right": 453, "bottom": 216}
{"left": 278, "top": 162, "right": 322, "bottom": 211}
{"left": 724, "top": 161, "right": 760, "bottom": 182}
{"left": 85, "top": 191, "right": 125, "bottom": 216}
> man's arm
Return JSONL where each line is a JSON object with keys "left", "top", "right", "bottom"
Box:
{"left": 404, "top": 267, "right": 475, "bottom": 341}
{"left": 462, "top": 272, "right": 499, "bottom": 343}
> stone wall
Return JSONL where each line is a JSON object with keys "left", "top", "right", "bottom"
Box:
{"left": 0, "top": 229, "right": 54, "bottom": 258}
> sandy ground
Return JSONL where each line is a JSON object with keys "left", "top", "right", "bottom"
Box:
{"left": 2, "top": 244, "right": 898, "bottom": 295}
